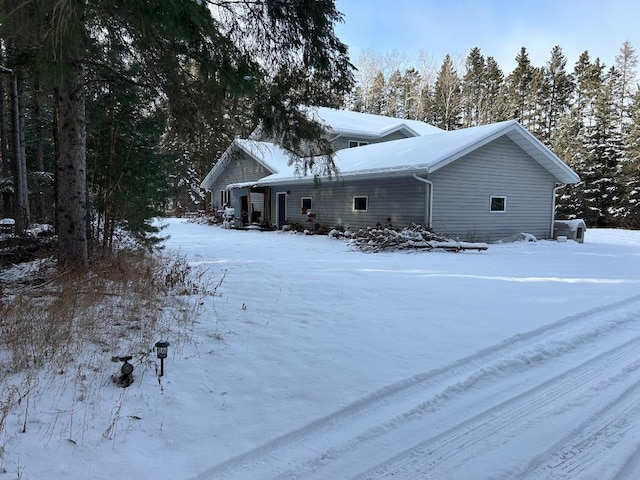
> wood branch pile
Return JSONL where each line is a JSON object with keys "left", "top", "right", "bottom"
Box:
{"left": 330, "top": 224, "right": 488, "bottom": 253}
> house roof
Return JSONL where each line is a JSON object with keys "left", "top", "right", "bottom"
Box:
{"left": 255, "top": 120, "right": 580, "bottom": 186}
{"left": 304, "top": 106, "right": 443, "bottom": 138}
{"left": 200, "top": 139, "right": 293, "bottom": 190}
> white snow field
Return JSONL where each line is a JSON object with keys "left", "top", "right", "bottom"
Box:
{"left": 3, "top": 218, "right": 640, "bottom": 480}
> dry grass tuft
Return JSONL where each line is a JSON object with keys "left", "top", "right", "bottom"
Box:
{"left": 0, "top": 250, "right": 210, "bottom": 448}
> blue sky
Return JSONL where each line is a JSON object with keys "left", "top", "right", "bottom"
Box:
{"left": 334, "top": 0, "right": 640, "bottom": 73}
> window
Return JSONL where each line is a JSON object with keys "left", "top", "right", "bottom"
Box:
{"left": 490, "top": 196, "right": 506, "bottom": 212}
{"left": 220, "top": 190, "right": 230, "bottom": 207}
{"left": 301, "top": 197, "right": 312, "bottom": 213}
{"left": 348, "top": 140, "right": 369, "bottom": 148}
{"left": 353, "top": 196, "right": 368, "bottom": 211}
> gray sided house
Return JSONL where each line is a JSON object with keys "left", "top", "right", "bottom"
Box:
{"left": 201, "top": 108, "right": 579, "bottom": 242}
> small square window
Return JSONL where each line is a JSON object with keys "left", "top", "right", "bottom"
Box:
{"left": 353, "top": 196, "right": 368, "bottom": 211}
{"left": 490, "top": 196, "right": 506, "bottom": 212}
{"left": 301, "top": 197, "right": 312, "bottom": 210}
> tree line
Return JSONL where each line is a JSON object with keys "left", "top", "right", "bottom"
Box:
{"left": 344, "top": 43, "right": 640, "bottom": 229}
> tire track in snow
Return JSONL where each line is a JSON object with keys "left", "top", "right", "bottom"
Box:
{"left": 357, "top": 334, "right": 640, "bottom": 479}
{"left": 187, "top": 295, "right": 640, "bottom": 480}
{"left": 516, "top": 374, "right": 640, "bottom": 479}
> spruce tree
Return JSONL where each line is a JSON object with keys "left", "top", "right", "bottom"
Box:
{"left": 507, "top": 47, "right": 534, "bottom": 124}
{"left": 433, "top": 55, "right": 461, "bottom": 130}
{"left": 368, "top": 71, "right": 386, "bottom": 115}
{"left": 461, "top": 47, "right": 486, "bottom": 127}
{"left": 484, "top": 57, "right": 508, "bottom": 123}
{"left": 543, "top": 46, "right": 574, "bottom": 145}
{"left": 402, "top": 68, "right": 422, "bottom": 120}
{"left": 621, "top": 89, "right": 640, "bottom": 227}
{"left": 385, "top": 70, "right": 403, "bottom": 117}
{"left": 614, "top": 40, "right": 638, "bottom": 135}
{"left": 581, "top": 66, "right": 625, "bottom": 226}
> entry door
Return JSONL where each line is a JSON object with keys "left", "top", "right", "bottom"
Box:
{"left": 277, "top": 192, "right": 287, "bottom": 228}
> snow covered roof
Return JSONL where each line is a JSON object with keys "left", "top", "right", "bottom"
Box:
{"left": 255, "top": 120, "right": 580, "bottom": 186}
{"left": 304, "top": 106, "right": 443, "bottom": 138}
{"left": 200, "top": 139, "right": 293, "bottom": 190}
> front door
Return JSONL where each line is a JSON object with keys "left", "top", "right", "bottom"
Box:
{"left": 277, "top": 192, "right": 287, "bottom": 228}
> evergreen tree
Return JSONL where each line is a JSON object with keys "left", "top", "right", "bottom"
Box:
{"left": 555, "top": 52, "right": 603, "bottom": 221}
{"left": 433, "top": 54, "right": 461, "bottom": 130}
{"left": 385, "top": 69, "right": 403, "bottom": 117}
{"left": 614, "top": 40, "right": 638, "bottom": 134}
{"left": 507, "top": 47, "right": 534, "bottom": 124}
{"left": 461, "top": 47, "right": 486, "bottom": 127}
{"left": 543, "top": 46, "right": 574, "bottom": 145}
{"left": 525, "top": 66, "right": 547, "bottom": 137}
{"left": 581, "top": 66, "right": 625, "bottom": 226}
{"left": 402, "top": 68, "right": 422, "bottom": 120}
{"left": 484, "top": 56, "right": 508, "bottom": 123}
{"left": 86, "top": 59, "right": 172, "bottom": 251}
{"left": 368, "top": 71, "right": 386, "bottom": 115}
{"left": 621, "top": 89, "right": 640, "bottom": 227}
{"left": 418, "top": 82, "right": 435, "bottom": 125}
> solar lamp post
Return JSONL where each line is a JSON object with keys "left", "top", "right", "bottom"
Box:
{"left": 155, "top": 341, "right": 170, "bottom": 377}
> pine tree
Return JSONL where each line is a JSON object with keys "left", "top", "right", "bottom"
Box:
{"left": 484, "top": 57, "right": 508, "bottom": 123}
{"left": 368, "top": 71, "right": 386, "bottom": 115}
{"left": 614, "top": 40, "right": 638, "bottom": 134}
{"left": 402, "top": 68, "right": 422, "bottom": 120}
{"left": 580, "top": 66, "right": 625, "bottom": 226}
{"left": 507, "top": 47, "right": 534, "bottom": 124}
{"left": 621, "top": 89, "right": 640, "bottom": 227}
{"left": 461, "top": 47, "right": 486, "bottom": 127}
{"left": 385, "top": 70, "right": 403, "bottom": 117}
{"left": 525, "top": 66, "right": 547, "bottom": 137}
{"left": 433, "top": 55, "right": 461, "bottom": 130}
{"left": 555, "top": 52, "right": 603, "bottom": 221}
{"left": 543, "top": 46, "right": 574, "bottom": 145}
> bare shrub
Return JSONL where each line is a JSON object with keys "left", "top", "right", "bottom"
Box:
{"left": 0, "top": 250, "right": 209, "bottom": 445}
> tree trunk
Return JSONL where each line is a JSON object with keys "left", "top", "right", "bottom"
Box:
{"left": 56, "top": 59, "right": 88, "bottom": 268}
{"left": 10, "top": 69, "right": 30, "bottom": 233}
{"left": 0, "top": 46, "right": 11, "bottom": 217}
{"left": 33, "top": 75, "right": 47, "bottom": 221}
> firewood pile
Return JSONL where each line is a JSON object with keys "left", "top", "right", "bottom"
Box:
{"left": 330, "top": 224, "right": 488, "bottom": 253}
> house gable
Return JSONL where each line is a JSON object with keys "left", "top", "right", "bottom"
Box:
{"left": 429, "top": 136, "right": 558, "bottom": 241}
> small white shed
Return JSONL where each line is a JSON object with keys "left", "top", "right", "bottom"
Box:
{"left": 553, "top": 219, "right": 586, "bottom": 243}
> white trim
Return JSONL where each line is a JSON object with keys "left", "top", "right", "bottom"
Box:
{"left": 353, "top": 195, "right": 368, "bottom": 212}
{"left": 301, "top": 197, "right": 312, "bottom": 210}
{"left": 412, "top": 173, "right": 433, "bottom": 228}
{"left": 551, "top": 183, "right": 566, "bottom": 236}
{"left": 490, "top": 196, "right": 506, "bottom": 213}
{"left": 276, "top": 191, "right": 288, "bottom": 228}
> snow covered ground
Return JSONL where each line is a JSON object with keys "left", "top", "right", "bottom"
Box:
{"left": 2, "top": 218, "right": 640, "bottom": 479}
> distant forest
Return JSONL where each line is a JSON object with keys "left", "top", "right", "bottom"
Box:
{"left": 343, "top": 43, "right": 640, "bottom": 228}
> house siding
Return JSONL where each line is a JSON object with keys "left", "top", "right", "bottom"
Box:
{"left": 209, "top": 151, "right": 272, "bottom": 210}
{"left": 429, "top": 137, "right": 557, "bottom": 242}
{"left": 270, "top": 176, "right": 427, "bottom": 230}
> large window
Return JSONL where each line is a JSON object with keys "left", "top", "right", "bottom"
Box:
{"left": 490, "top": 196, "right": 506, "bottom": 212}
{"left": 353, "top": 196, "right": 368, "bottom": 211}
{"left": 348, "top": 140, "right": 369, "bottom": 148}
